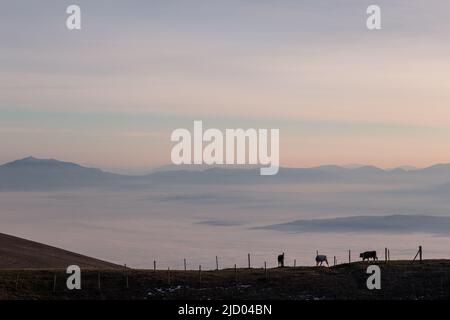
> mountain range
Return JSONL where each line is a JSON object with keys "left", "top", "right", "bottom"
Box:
{"left": 2, "top": 156, "right": 450, "bottom": 190}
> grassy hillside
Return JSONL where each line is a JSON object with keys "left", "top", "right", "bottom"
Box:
{"left": 0, "top": 233, "right": 122, "bottom": 270}
{"left": 1, "top": 260, "right": 449, "bottom": 300}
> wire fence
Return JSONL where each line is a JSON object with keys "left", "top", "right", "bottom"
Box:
{"left": 1, "top": 245, "right": 446, "bottom": 300}
{"left": 143, "top": 245, "right": 425, "bottom": 271}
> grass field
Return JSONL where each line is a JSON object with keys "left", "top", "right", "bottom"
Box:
{"left": 1, "top": 260, "right": 449, "bottom": 300}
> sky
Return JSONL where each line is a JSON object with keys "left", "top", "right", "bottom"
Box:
{"left": 1, "top": 0, "right": 450, "bottom": 173}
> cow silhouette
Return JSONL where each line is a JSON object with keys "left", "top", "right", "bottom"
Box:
{"left": 277, "top": 252, "right": 285, "bottom": 267}
{"left": 315, "top": 255, "right": 329, "bottom": 267}
{"left": 360, "top": 251, "right": 378, "bottom": 261}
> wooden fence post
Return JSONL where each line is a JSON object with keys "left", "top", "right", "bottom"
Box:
{"left": 294, "top": 259, "right": 296, "bottom": 268}
{"left": 388, "top": 249, "right": 390, "bottom": 261}
{"left": 154, "top": 260, "right": 156, "bottom": 271}
{"left": 334, "top": 256, "right": 336, "bottom": 266}
{"left": 385, "top": 248, "right": 388, "bottom": 263}
{"left": 184, "top": 258, "right": 187, "bottom": 271}
{"left": 216, "top": 256, "right": 219, "bottom": 270}
{"left": 349, "top": 250, "right": 351, "bottom": 263}
{"left": 414, "top": 246, "right": 423, "bottom": 262}
{"left": 248, "top": 253, "right": 251, "bottom": 269}
{"left": 53, "top": 275, "right": 57, "bottom": 292}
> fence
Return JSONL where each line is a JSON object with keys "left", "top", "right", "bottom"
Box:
{"left": 148, "top": 245, "right": 425, "bottom": 271}
{"left": 0, "top": 245, "right": 438, "bottom": 299}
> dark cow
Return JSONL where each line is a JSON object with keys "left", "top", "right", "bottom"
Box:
{"left": 277, "top": 252, "right": 285, "bottom": 267}
{"left": 360, "top": 251, "right": 378, "bottom": 261}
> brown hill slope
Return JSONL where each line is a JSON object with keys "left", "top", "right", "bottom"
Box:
{"left": 0, "top": 233, "right": 122, "bottom": 269}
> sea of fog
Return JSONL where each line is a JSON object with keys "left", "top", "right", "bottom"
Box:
{"left": 2, "top": 183, "right": 450, "bottom": 269}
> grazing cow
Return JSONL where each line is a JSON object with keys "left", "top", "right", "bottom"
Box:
{"left": 360, "top": 251, "right": 378, "bottom": 261}
{"left": 278, "top": 252, "right": 285, "bottom": 267}
{"left": 315, "top": 255, "right": 329, "bottom": 267}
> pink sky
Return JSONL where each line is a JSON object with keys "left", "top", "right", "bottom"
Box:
{"left": 1, "top": 1, "right": 450, "bottom": 172}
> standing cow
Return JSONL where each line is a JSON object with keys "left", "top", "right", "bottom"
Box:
{"left": 315, "top": 255, "right": 329, "bottom": 267}
{"left": 360, "top": 251, "right": 378, "bottom": 261}
{"left": 278, "top": 252, "right": 285, "bottom": 267}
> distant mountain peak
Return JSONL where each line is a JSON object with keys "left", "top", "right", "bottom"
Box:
{"left": 18, "top": 156, "right": 46, "bottom": 163}
{"left": 0, "top": 156, "right": 120, "bottom": 190}
{"left": 2, "top": 156, "right": 73, "bottom": 168}
{"left": 10, "top": 156, "right": 40, "bottom": 163}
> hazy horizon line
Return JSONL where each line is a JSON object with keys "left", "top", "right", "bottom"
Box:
{"left": 3, "top": 155, "right": 449, "bottom": 175}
